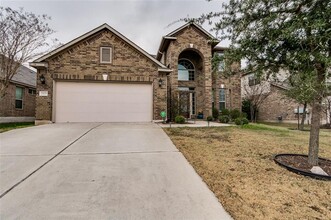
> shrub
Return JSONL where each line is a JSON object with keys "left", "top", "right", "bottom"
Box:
{"left": 219, "top": 115, "right": 230, "bottom": 123}
{"left": 242, "top": 118, "right": 249, "bottom": 125}
{"left": 230, "top": 109, "right": 241, "bottom": 120}
{"left": 175, "top": 115, "right": 185, "bottom": 124}
{"left": 235, "top": 117, "right": 249, "bottom": 125}
{"left": 212, "top": 108, "right": 219, "bottom": 120}
{"left": 207, "top": 116, "right": 213, "bottom": 121}
{"left": 221, "top": 108, "right": 230, "bottom": 116}
{"left": 241, "top": 112, "right": 248, "bottom": 119}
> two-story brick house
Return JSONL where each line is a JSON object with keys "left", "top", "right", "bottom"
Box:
{"left": 30, "top": 22, "right": 241, "bottom": 124}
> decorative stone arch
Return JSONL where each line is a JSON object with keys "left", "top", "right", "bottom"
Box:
{"left": 176, "top": 46, "right": 205, "bottom": 67}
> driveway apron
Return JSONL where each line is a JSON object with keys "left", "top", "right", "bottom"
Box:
{"left": 0, "top": 123, "right": 232, "bottom": 220}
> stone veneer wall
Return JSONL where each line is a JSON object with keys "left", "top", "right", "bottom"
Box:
{"left": 165, "top": 25, "right": 213, "bottom": 118}
{"left": 35, "top": 29, "right": 167, "bottom": 122}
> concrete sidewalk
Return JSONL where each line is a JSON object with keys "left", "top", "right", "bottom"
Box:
{"left": 0, "top": 123, "right": 232, "bottom": 220}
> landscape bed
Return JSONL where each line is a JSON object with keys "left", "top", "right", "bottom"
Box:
{"left": 164, "top": 124, "right": 331, "bottom": 220}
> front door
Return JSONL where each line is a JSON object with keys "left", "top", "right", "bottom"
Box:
{"left": 179, "top": 90, "right": 195, "bottom": 118}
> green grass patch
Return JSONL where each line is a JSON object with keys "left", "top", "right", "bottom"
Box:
{"left": 0, "top": 122, "right": 34, "bottom": 133}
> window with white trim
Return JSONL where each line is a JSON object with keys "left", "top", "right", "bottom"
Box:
{"left": 15, "top": 87, "right": 23, "bottom": 109}
{"left": 219, "top": 88, "right": 226, "bottom": 111}
{"left": 178, "top": 59, "right": 195, "bottom": 81}
{"left": 100, "top": 47, "right": 112, "bottom": 63}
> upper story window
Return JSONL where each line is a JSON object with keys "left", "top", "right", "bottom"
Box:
{"left": 216, "top": 52, "right": 225, "bottom": 71}
{"left": 178, "top": 59, "right": 195, "bottom": 81}
{"left": 248, "top": 75, "right": 261, "bottom": 86}
{"left": 15, "top": 87, "right": 23, "bottom": 109}
{"left": 100, "top": 47, "right": 112, "bottom": 64}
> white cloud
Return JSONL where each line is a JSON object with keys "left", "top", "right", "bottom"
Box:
{"left": 2, "top": 0, "right": 229, "bottom": 55}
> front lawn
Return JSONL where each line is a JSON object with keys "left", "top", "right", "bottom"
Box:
{"left": 164, "top": 124, "right": 331, "bottom": 220}
{"left": 0, "top": 122, "right": 34, "bottom": 133}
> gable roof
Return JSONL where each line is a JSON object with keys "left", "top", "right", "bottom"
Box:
{"left": 33, "top": 23, "right": 169, "bottom": 70}
{"left": 0, "top": 55, "right": 36, "bottom": 87}
{"left": 11, "top": 65, "right": 36, "bottom": 88}
{"left": 166, "top": 22, "right": 217, "bottom": 39}
{"left": 156, "top": 22, "right": 220, "bottom": 60}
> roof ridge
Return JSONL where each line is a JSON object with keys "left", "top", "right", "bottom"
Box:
{"left": 33, "top": 23, "right": 168, "bottom": 69}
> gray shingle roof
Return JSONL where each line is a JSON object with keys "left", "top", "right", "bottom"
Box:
{"left": 11, "top": 65, "right": 36, "bottom": 88}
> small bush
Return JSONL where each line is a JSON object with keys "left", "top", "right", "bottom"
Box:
{"left": 207, "top": 116, "right": 213, "bottom": 121}
{"left": 241, "top": 112, "right": 248, "bottom": 119}
{"left": 221, "top": 109, "right": 230, "bottom": 116}
{"left": 235, "top": 117, "right": 249, "bottom": 125}
{"left": 175, "top": 115, "right": 185, "bottom": 124}
{"left": 242, "top": 118, "right": 249, "bottom": 125}
{"left": 212, "top": 108, "right": 219, "bottom": 120}
{"left": 230, "top": 109, "right": 241, "bottom": 120}
{"left": 219, "top": 115, "right": 230, "bottom": 123}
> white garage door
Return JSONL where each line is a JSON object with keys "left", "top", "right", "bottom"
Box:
{"left": 54, "top": 82, "right": 153, "bottom": 122}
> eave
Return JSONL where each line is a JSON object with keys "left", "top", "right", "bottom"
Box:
{"left": 29, "top": 62, "right": 48, "bottom": 69}
{"left": 32, "top": 23, "right": 170, "bottom": 70}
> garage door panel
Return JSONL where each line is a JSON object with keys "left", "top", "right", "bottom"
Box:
{"left": 55, "top": 82, "right": 153, "bottom": 122}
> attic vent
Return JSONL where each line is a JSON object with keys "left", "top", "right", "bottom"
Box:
{"left": 100, "top": 47, "right": 112, "bottom": 64}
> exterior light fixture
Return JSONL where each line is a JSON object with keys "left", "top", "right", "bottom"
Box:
{"left": 40, "top": 74, "right": 46, "bottom": 84}
{"left": 102, "top": 73, "right": 108, "bottom": 81}
{"left": 220, "top": 84, "right": 224, "bottom": 88}
{"left": 158, "top": 78, "right": 163, "bottom": 87}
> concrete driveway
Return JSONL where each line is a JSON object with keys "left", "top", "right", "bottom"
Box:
{"left": 0, "top": 123, "right": 232, "bottom": 220}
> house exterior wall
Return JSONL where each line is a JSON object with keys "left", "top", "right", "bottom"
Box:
{"left": 258, "top": 85, "right": 310, "bottom": 122}
{"left": 35, "top": 29, "right": 167, "bottom": 123}
{"left": 241, "top": 73, "right": 271, "bottom": 98}
{"left": 164, "top": 26, "right": 213, "bottom": 118}
{"left": 0, "top": 82, "right": 36, "bottom": 119}
{"left": 214, "top": 73, "right": 242, "bottom": 111}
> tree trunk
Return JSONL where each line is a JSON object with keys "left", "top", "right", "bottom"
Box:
{"left": 253, "top": 106, "right": 258, "bottom": 123}
{"left": 300, "top": 102, "right": 307, "bottom": 131}
{"left": 250, "top": 104, "right": 254, "bottom": 122}
{"left": 308, "top": 97, "right": 322, "bottom": 166}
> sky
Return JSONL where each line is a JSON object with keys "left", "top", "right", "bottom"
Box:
{"left": 1, "top": 0, "right": 228, "bottom": 55}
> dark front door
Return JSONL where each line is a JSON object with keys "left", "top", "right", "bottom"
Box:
{"left": 179, "top": 91, "right": 195, "bottom": 118}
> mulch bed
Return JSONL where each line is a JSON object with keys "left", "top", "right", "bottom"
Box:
{"left": 276, "top": 154, "right": 331, "bottom": 176}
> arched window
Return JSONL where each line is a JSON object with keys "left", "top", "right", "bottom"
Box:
{"left": 178, "top": 59, "right": 195, "bottom": 81}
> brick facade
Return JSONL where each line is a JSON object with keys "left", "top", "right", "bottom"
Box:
{"left": 161, "top": 24, "right": 241, "bottom": 118}
{"left": 0, "top": 82, "right": 36, "bottom": 117}
{"left": 258, "top": 85, "right": 310, "bottom": 122}
{"left": 32, "top": 23, "right": 241, "bottom": 123}
{"left": 34, "top": 28, "right": 167, "bottom": 123}
{"left": 213, "top": 73, "right": 242, "bottom": 112}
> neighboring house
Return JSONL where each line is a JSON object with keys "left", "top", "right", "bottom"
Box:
{"left": 30, "top": 22, "right": 241, "bottom": 124}
{"left": 242, "top": 71, "right": 331, "bottom": 124}
{"left": 0, "top": 64, "right": 37, "bottom": 123}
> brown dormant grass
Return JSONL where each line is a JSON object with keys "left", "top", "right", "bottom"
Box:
{"left": 164, "top": 124, "right": 331, "bottom": 220}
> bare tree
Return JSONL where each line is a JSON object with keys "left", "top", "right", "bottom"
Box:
{"left": 242, "top": 77, "right": 270, "bottom": 122}
{"left": 0, "top": 7, "right": 56, "bottom": 99}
